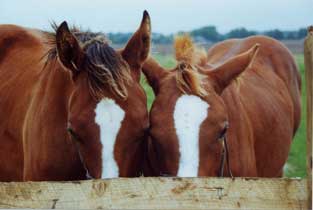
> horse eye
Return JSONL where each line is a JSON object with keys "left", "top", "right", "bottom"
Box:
{"left": 67, "top": 128, "right": 80, "bottom": 142}
{"left": 218, "top": 122, "right": 229, "bottom": 140}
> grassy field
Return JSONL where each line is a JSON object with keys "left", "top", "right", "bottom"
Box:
{"left": 285, "top": 54, "right": 307, "bottom": 178}
{"left": 141, "top": 53, "right": 307, "bottom": 178}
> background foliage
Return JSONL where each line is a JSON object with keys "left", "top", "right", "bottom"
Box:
{"left": 109, "top": 26, "right": 307, "bottom": 45}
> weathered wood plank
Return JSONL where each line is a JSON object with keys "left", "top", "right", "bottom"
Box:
{"left": 304, "top": 26, "right": 313, "bottom": 210}
{"left": 0, "top": 178, "right": 307, "bottom": 209}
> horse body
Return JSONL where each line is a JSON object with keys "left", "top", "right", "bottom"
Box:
{"left": 209, "top": 36, "right": 301, "bottom": 176}
{"left": 0, "top": 11, "right": 151, "bottom": 181}
{"left": 0, "top": 25, "right": 50, "bottom": 180}
{"left": 143, "top": 35, "right": 301, "bottom": 177}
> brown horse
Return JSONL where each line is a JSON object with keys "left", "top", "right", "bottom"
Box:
{"left": 142, "top": 35, "right": 301, "bottom": 177}
{"left": 0, "top": 11, "right": 151, "bottom": 181}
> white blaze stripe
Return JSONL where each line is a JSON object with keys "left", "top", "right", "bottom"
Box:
{"left": 174, "top": 95, "right": 209, "bottom": 177}
{"left": 95, "top": 98, "right": 125, "bottom": 178}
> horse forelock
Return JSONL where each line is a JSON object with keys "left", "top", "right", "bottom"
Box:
{"left": 43, "top": 23, "right": 132, "bottom": 101}
{"left": 174, "top": 35, "right": 208, "bottom": 97}
{"left": 84, "top": 40, "right": 131, "bottom": 100}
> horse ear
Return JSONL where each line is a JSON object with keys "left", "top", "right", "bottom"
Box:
{"left": 56, "top": 21, "right": 85, "bottom": 76}
{"left": 208, "top": 44, "right": 260, "bottom": 94}
{"left": 142, "top": 57, "right": 168, "bottom": 95}
{"left": 122, "top": 11, "right": 151, "bottom": 81}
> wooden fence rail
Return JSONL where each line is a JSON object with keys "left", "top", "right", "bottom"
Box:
{"left": 0, "top": 178, "right": 308, "bottom": 209}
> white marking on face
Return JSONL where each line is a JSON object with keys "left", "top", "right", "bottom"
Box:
{"left": 173, "top": 95, "right": 209, "bottom": 177}
{"left": 95, "top": 98, "right": 125, "bottom": 178}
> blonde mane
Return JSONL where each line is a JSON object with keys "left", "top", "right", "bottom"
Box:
{"left": 174, "top": 35, "right": 207, "bottom": 97}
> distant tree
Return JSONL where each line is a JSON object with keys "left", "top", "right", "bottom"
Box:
{"left": 284, "top": 31, "right": 298, "bottom": 40}
{"left": 106, "top": 26, "right": 306, "bottom": 45}
{"left": 226, "top": 27, "right": 257, "bottom": 38}
{"left": 190, "top": 26, "right": 221, "bottom": 42}
{"left": 152, "top": 33, "right": 173, "bottom": 44}
{"left": 297, "top": 28, "right": 307, "bottom": 39}
{"left": 107, "top": 33, "right": 132, "bottom": 44}
{"left": 264, "top": 29, "right": 284, "bottom": 40}
{"left": 177, "top": 31, "right": 186, "bottom": 36}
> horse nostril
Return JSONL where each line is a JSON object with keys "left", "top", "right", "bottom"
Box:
{"left": 143, "top": 126, "right": 150, "bottom": 136}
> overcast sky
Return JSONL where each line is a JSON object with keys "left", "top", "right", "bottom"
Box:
{"left": 1, "top": 0, "right": 312, "bottom": 34}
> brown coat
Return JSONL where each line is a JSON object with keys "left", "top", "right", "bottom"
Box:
{"left": 142, "top": 35, "right": 301, "bottom": 177}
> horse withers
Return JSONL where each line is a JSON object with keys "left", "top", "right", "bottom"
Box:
{"left": 0, "top": 11, "right": 151, "bottom": 181}
{"left": 142, "top": 35, "right": 301, "bottom": 177}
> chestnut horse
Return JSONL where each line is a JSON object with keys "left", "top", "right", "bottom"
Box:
{"left": 0, "top": 11, "right": 151, "bottom": 181}
{"left": 143, "top": 35, "right": 301, "bottom": 177}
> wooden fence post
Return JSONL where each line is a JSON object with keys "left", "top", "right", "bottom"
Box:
{"left": 304, "top": 26, "right": 313, "bottom": 210}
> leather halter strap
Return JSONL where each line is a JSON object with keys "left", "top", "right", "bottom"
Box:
{"left": 218, "top": 135, "right": 233, "bottom": 178}
{"left": 67, "top": 128, "right": 93, "bottom": 179}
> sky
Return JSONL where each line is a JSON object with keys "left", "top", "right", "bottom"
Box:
{"left": 0, "top": 0, "right": 312, "bottom": 34}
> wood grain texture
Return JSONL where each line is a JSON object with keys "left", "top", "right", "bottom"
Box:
{"left": 304, "top": 26, "right": 313, "bottom": 210}
{"left": 0, "top": 177, "right": 307, "bottom": 209}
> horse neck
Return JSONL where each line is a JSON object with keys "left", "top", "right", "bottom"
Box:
{"left": 22, "top": 62, "right": 88, "bottom": 180}
{"left": 221, "top": 87, "right": 257, "bottom": 175}
{"left": 35, "top": 61, "right": 74, "bottom": 119}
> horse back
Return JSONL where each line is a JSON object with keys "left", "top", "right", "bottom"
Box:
{"left": 0, "top": 24, "right": 48, "bottom": 132}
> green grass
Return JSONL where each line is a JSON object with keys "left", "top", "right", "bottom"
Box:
{"left": 285, "top": 54, "right": 307, "bottom": 178}
{"left": 140, "top": 54, "right": 307, "bottom": 178}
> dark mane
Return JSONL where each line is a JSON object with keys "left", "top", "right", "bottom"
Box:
{"left": 44, "top": 23, "right": 131, "bottom": 100}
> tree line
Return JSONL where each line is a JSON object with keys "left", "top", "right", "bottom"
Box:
{"left": 108, "top": 26, "right": 307, "bottom": 45}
